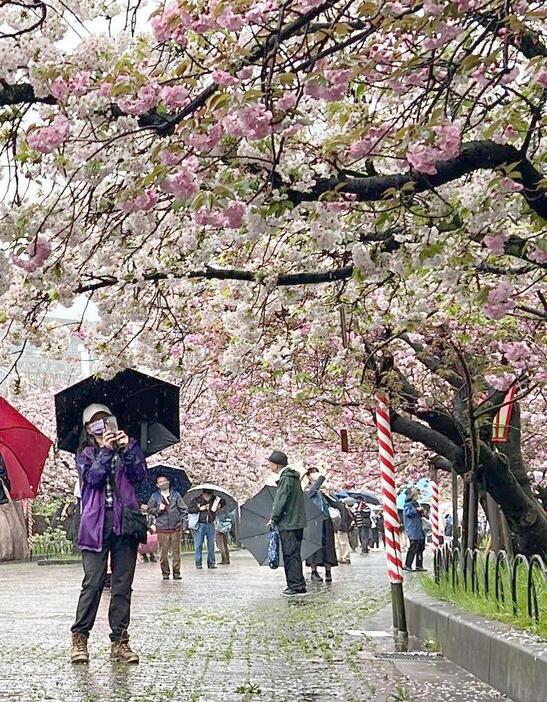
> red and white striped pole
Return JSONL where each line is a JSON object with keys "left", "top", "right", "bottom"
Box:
{"left": 375, "top": 394, "right": 407, "bottom": 635}
{"left": 431, "top": 478, "right": 440, "bottom": 552}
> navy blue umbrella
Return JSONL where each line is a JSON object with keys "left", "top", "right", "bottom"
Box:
{"left": 136, "top": 463, "right": 192, "bottom": 505}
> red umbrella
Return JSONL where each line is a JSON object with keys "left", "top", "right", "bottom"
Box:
{"left": 0, "top": 397, "right": 52, "bottom": 500}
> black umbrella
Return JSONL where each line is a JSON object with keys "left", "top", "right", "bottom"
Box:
{"left": 55, "top": 368, "right": 180, "bottom": 457}
{"left": 341, "top": 490, "right": 381, "bottom": 506}
{"left": 240, "top": 485, "right": 325, "bottom": 565}
{"left": 135, "top": 463, "right": 192, "bottom": 505}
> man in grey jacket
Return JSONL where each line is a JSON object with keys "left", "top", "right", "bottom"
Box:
{"left": 147, "top": 475, "right": 188, "bottom": 580}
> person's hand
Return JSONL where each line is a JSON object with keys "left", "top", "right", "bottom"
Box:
{"left": 102, "top": 431, "right": 117, "bottom": 450}
{"left": 200, "top": 504, "right": 208, "bottom": 511}
{"left": 267, "top": 519, "right": 273, "bottom": 527}
{"left": 116, "top": 431, "right": 129, "bottom": 449}
{"left": 159, "top": 504, "right": 167, "bottom": 512}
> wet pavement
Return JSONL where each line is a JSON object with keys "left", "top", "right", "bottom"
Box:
{"left": 0, "top": 550, "right": 511, "bottom": 701}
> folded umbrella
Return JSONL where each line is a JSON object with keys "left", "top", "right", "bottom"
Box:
{"left": 184, "top": 484, "right": 238, "bottom": 514}
{"left": 55, "top": 368, "right": 180, "bottom": 457}
{"left": 136, "top": 463, "right": 192, "bottom": 505}
{"left": 0, "top": 397, "right": 52, "bottom": 500}
{"left": 240, "top": 485, "right": 325, "bottom": 565}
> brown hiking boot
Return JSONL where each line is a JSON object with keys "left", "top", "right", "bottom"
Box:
{"left": 111, "top": 633, "right": 139, "bottom": 664}
{"left": 71, "top": 634, "right": 89, "bottom": 664}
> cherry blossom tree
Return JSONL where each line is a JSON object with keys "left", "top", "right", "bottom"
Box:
{"left": 0, "top": 2, "right": 545, "bottom": 550}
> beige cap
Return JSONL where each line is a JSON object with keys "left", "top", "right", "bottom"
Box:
{"left": 82, "top": 403, "right": 112, "bottom": 425}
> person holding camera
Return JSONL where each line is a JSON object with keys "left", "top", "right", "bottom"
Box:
{"left": 70, "top": 403, "right": 146, "bottom": 665}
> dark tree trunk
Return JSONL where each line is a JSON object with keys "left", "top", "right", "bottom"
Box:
{"left": 391, "top": 411, "right": 547, "bottom": 558}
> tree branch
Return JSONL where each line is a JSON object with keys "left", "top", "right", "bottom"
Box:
{"left": 74, "top": 264, "right": 355, "bottom": 294}
{"left": 391, "top": 411, "right": 464, "bottom": 468}
{"left": 286, "top": 141, "right": 547, "bottom": 220}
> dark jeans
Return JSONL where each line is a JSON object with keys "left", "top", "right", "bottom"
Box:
{"left": 406, "top": 538, "right": 425, "bottom": 569}
{"left": 71, "top": 510, "right": 138, "bottom": 641}
{"left": 194, "top": 522, "right": 216, "bottom": 566}
{"left": 279, "top": 528, "right": 306, "bottom": 592}
{"left": 358, "top": 525, "right": 372, "bottom": 552}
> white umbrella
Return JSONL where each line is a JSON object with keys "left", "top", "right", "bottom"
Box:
{"left": 183, "top": 483, "right": 238, "bottom": 513}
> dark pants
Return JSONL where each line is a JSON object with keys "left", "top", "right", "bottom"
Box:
{"left": 406, "top": 539, "right": 425, "bottom": 569}
{"left": 71, "top": 510, "right": 138, "bottom": 641}
{"left": 216, "top": 532, "right": 230, "bottom": 564}
{"left": 358, "top": 526, "right": 371, "bottom": 552}
{"left": 279, "top": 528, "right": 306, "bottom": 592}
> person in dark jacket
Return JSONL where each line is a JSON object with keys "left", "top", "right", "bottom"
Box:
{"left": 147, "top": 474, "right": 188, "bottom": 580}
{"left": 70, "top": 403, "right": 146, "bottom": 666}
{"left": 403, "top": 488, "right": 426, "bottom": 571}
{"left": 0, "top": 453, "right": 12, "bottom": 505}
{"left": 376, "top": 511, "right": 385, "bottom": 547}
{"left": 355, "top": 500, "right": 372, "bottom": 554}
{"left": 188, "top": 489, "right": 225, "bottom": 569}
{"left": 333, "top": 497, "right": 353, "bottom": 564}
{"left": 304, "top": 468, "right": 337, "bottom": 582}
{"left": 269, "top": 450, "right": 307, "bottom": 597}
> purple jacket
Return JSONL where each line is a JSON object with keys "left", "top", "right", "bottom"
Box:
{"left": 76, "top": 439, "right": 147, "bottom": 552}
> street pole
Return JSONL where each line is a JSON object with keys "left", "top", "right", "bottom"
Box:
{"left": 375, "top": 394, "right": 407, "bottom": 638}
{"left": 451, "top": 468, "right": 459, "bottom": 550}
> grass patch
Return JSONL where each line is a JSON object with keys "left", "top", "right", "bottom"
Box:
{"left": 422, "top": 563, "right": 547, "bottom": 640}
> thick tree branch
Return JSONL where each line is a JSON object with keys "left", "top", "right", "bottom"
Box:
{"left": 391, "top": 411, "right": 464, "bottom": 467}
{"left": 286, "top": 141, "right": 547, "bottom": 220}
{"left": 74, "top": 264, "right": 355, "bottom": 294}
{"left": 399, "top": 333, "right": 464, "bottom": 389}
{"left": 0, "top": 82, "right": 56, "bottom": 107}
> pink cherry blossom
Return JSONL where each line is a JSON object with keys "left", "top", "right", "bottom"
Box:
{"left": 277, "top": 93, "right": 297, "bottom": 111}
{"left": 160, "top": 85, "right": 189, "bottom": 110}
{"left": 483, "top": 233, "right": 508, "bottom": 255}
{"left": 51, "top": 77, "right": 69, "bottom": 101}
{"left": 186, "top": 124, "right": 224, "bottom": 152}
{"left": 224, "top": 201, "right": 247, "bottom": 229}
{"left": 212, "top": 70, "right": 239, "bottom": 87}
{"left": 12, "top": 237, "right": 52, "bottom": 273}
{"left": 162, "top": 168, "right": 200, "bottom": 200}
{"left": 27, "top": 115, "right": 69, "bottom": 154}
{"left": 484, "top": 282, "right": 515, "bottom": 320}
{"left": 118, "top": 82, "right": 159, "bottom": 116}
{"left": 500, "top": 177, "right": 524, "bottom": 193}
{"left": 223, "top": 105, "right": 272, "bottom": 140}
{"left": 120, "top": 188, "right": 159, "bottom": 213}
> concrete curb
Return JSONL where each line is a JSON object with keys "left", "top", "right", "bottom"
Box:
{"left": 404, "top": 590, "right": 547, "bottom": 702}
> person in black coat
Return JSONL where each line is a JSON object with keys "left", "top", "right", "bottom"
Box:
{"left": 0, "top": 453, "right": 11, "bottom": 505}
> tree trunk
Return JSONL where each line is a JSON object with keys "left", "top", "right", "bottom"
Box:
{"left": 391, "top": 412, "right": 547, "bottom": 558}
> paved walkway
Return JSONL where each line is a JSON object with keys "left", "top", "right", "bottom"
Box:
{"left": 0, "top": 551, "right": 510, "bottom": 701}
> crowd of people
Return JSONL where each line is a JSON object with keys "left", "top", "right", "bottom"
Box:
{"left": 66, "top": 404, "right": 435, "bottom": 665}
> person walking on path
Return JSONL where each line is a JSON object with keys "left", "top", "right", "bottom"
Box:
{"left": 70, "top": 404, "right": 146, "bottom": 665}
{"left": 403, "top": 488, "right": 427, "bottom": 572}
{"left": 215, "top": 509, "right": 234, "bottom": 565}
{"left": 147, "top": 474, "right": 187, "bottom": 580}
{"left": 268, "top": 450, "right": 307, "bottom": 597}
{"left": 376, "top": 511, "right": 386, "bottom": 548}
{"left": 333, "top": 497, "right": 353, "bottom": 564}
{"left": 189, "top": 488, "right": 225, "bottom": 570}
{"left": 355, "top": 500, "right": 372, "bottom": 554}
{"left": 303, "top": 468, "right": 338, "bottom": 582}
